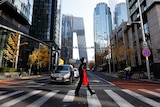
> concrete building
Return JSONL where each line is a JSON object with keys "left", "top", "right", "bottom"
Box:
{"left": 111, "top": 0, "right": 160, "bottom": 78}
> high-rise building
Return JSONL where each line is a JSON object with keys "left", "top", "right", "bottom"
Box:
{"left": 30, "top": 0, "right": 61, "bottom": 48}
{"left": 29, "top": 0, "right": 61, "bottom": 68}
{"left": 114, "top": 2, "right": 128, "bottom": 28}
{"left": 94, "top": 3, "right": 112, "bottom": 53}
{"left": 61, "top": 15, "right": 87, "bottom": 63}
{"left": 126, "top": 0, "right": 160, "bottom": 78}
{"left": 94, "top": 2, "right": 112, "bottom": 66}
{"left": 0, "top": 0, "right": 33, "bottom": 34}
{"left": 0, "top": 0, "right": 33, "bottom": 68}
{"left": 61, "top": 15, "right": 73, "bottom": 63}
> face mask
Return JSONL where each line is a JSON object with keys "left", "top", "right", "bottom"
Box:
{"left": 83, "top": 59, "right": 86, "bottom": 63}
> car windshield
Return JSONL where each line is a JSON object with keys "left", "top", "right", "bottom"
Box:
{"left": 55, "top": 65, "right": 69, "bottom": 73}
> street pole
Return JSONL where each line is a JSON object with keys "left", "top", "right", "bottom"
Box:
{"left": 137, "top": 0, "right": 151, "bottom": 79}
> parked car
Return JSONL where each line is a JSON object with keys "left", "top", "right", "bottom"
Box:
{"left": 73, "top": 68, "right": 79, "bottom": 78}
{"left": 50, "top": 64, "right": 74, "bottom": 84}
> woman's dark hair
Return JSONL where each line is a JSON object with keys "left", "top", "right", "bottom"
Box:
{"left": 80, "top": 57, "right": 85, "bottom": 62}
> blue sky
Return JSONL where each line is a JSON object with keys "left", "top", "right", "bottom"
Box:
{"left": 61, "top": 0, "right": 126, "bottom": 61}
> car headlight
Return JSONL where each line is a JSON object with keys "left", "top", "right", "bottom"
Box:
{"left": 51, "top": 73, "right": 54, "bottom": 77}
{"left": 64, "top": 72, "right": 70, "bottom": 79}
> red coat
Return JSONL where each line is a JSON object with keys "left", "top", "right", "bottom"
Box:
{"left": 82, "top": 69, "right": 88, "bottom": 86}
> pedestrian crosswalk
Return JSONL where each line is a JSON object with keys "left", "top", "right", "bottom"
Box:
{"left": 105, "top": 90, "right": 134, "bottom": 107}
{"left": 0, "top": 88, "right": 159, "bottom": 107}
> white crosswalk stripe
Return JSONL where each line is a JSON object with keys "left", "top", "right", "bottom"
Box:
{"left": 0, "top": 89, "right": 159, "bottom": 107}
{"left": 122, "top": 89, "right": 160, "bottom": 107}
{"left": 62, "top": 90, "right": 75, "bottom": 102}
{"left": 0, "top": 90, "right": 42, "bottom": 107}
{"left": 0, "top": 91, "right": 6, "bottom": 94}
{"left": 26, "top": 90, "right": 59, "bottom": 107}
{"left": 139, "top": 89, "right": 160, "bottom": 97}
{"left": 105, "top": 90, "right": 134, "bottom": 107}
{"left": 87, "top": 90, "right": 101, "bottom": 107}
{"left": 0, "top": 91, "right": 23, "bottom": 100}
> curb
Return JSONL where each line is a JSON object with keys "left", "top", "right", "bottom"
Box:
{"left": 0, "top": 75, "right": 41, "bottom": 82}
{"left": 105, "top": 72, "right": 160, "bottom": 84}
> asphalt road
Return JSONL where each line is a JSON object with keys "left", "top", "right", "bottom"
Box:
{"left": 0, "top": 71, "right": 160, "bottom": 107}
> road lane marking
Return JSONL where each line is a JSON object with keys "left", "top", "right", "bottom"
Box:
{"left": 94, "top": 74, "right": 115, "bottom": 86}
{"left": 105, "top": 90, "right": 134, "bottom": 107}
{"left": 0, "top": 91, "right": 23, "bottom": 100}
{"left": 122, "top": 89, "right": 160, "bottom": 107}
{"left": 62, "top": 90, "right": 75, "bottom": 102}
{"left": 26, "top": 90, "right": 59, "bottom": 107}
{"left": 139, "top": 89, "right": 160, "bottom": 97}
{"left": 0, "top": 91, "right": 6, "bottom": 94}
{"left": 87, "top": 90, "right": 101, "bottom": 107}
{"left": 0, "top": 90, "right": 41, "bottom": 107}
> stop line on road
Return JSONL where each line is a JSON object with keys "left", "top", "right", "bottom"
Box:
{"left": 0, "top": 88, "right": 159, "bottom": 107}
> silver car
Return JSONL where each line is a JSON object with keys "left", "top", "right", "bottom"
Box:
{"left": 50, "top": 64, "right": 74, "bottom": 84}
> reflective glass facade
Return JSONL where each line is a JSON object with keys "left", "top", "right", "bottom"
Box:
{"left": 61, "top": 15, "right": 73, "bottom": 63}
{"left": 114, "top": 2, "right": 128, "bottom": 28}
{"left": 0, "top": 0, "right": 33, "bottom": 68}
{"left": 30, "top": 0, "right": 61, "bottom": 48}
{"left": 8, "top": 0, "right": 33, "bottom": 24}
{"left": 73, "top": 16, "right": 87, "bottom": 61}
{"left": 61, "top": 15, "right": 87, "bottom": 63}
{"left": 94, "top": 3, "right": 112, "bottom": 53}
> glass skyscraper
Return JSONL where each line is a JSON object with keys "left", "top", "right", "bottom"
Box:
{"left": 61, "top": 15, "right": 87, "bottom": 63}
{"left": 114, "top": 2, "right": 128, "bottom": 28}
{"left": 94, "top": 3, "right": 112, "bottom": 53}
{"left": 30, "top": 0, "right": 61, "bottom": 48}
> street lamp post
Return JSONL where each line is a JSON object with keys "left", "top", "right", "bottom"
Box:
{"left": 137, "top": 0, "right": 151, "bottom": 79}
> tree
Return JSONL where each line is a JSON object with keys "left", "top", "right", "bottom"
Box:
{"left": 28, "top": 50, "right": 39, "bottom": 70}
{"left": 38, "top": 45, "right": 50, "bottom": 69}
{"left": 88, "top": 61, "right": 95, "bottom": 69}
{"left": 112, "top": 44, "right": 135, "bottom": 69}
{"left": 3, "top": 32, "right": 28, "bottom": 68}
{"left": 95, "top": 49, "right": 108, "bottom": 66}
{"left": 28, "top": 44, "right": 50, "bottom": 73}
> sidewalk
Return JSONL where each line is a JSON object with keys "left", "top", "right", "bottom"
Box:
{"left": 0, "top": 74, "right": 42, "bottom": 82}
{"left": 105, "top": 72, "right": 160, "bottom": 84}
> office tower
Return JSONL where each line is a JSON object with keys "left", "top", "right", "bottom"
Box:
{"left": 94, "top": 3, "right": 112, "bottom": 54}
{"left": 61, "top": 15, "right": 88, "bottom": 63}
{"left": 114, "top": 2, "right": 128, "bottom": 28}
{"left": 94, "top": 2, "right": 112, "bottom": 66}
{"left": 0, "top": 0, "right": 33, "bottom": 67}
{"left": 126, "top": 0, "right": 160, "bottom": 78}
{"left": 30, "top": 0, "right": 61, "bottom": 48}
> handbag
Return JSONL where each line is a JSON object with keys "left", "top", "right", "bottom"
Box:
{"left": 83, "top": 69, "right": 88, "bottom": 86}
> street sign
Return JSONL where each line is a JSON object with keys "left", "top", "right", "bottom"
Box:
{"left": 142, "top": 41, "right": 148, "bottom": 48}
{"left": 142, "top": 48, "right": 151, "bottom": 57}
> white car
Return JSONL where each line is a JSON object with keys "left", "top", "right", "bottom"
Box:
{"left": 73, "top": 68, "right": 79, "bottom": 78}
